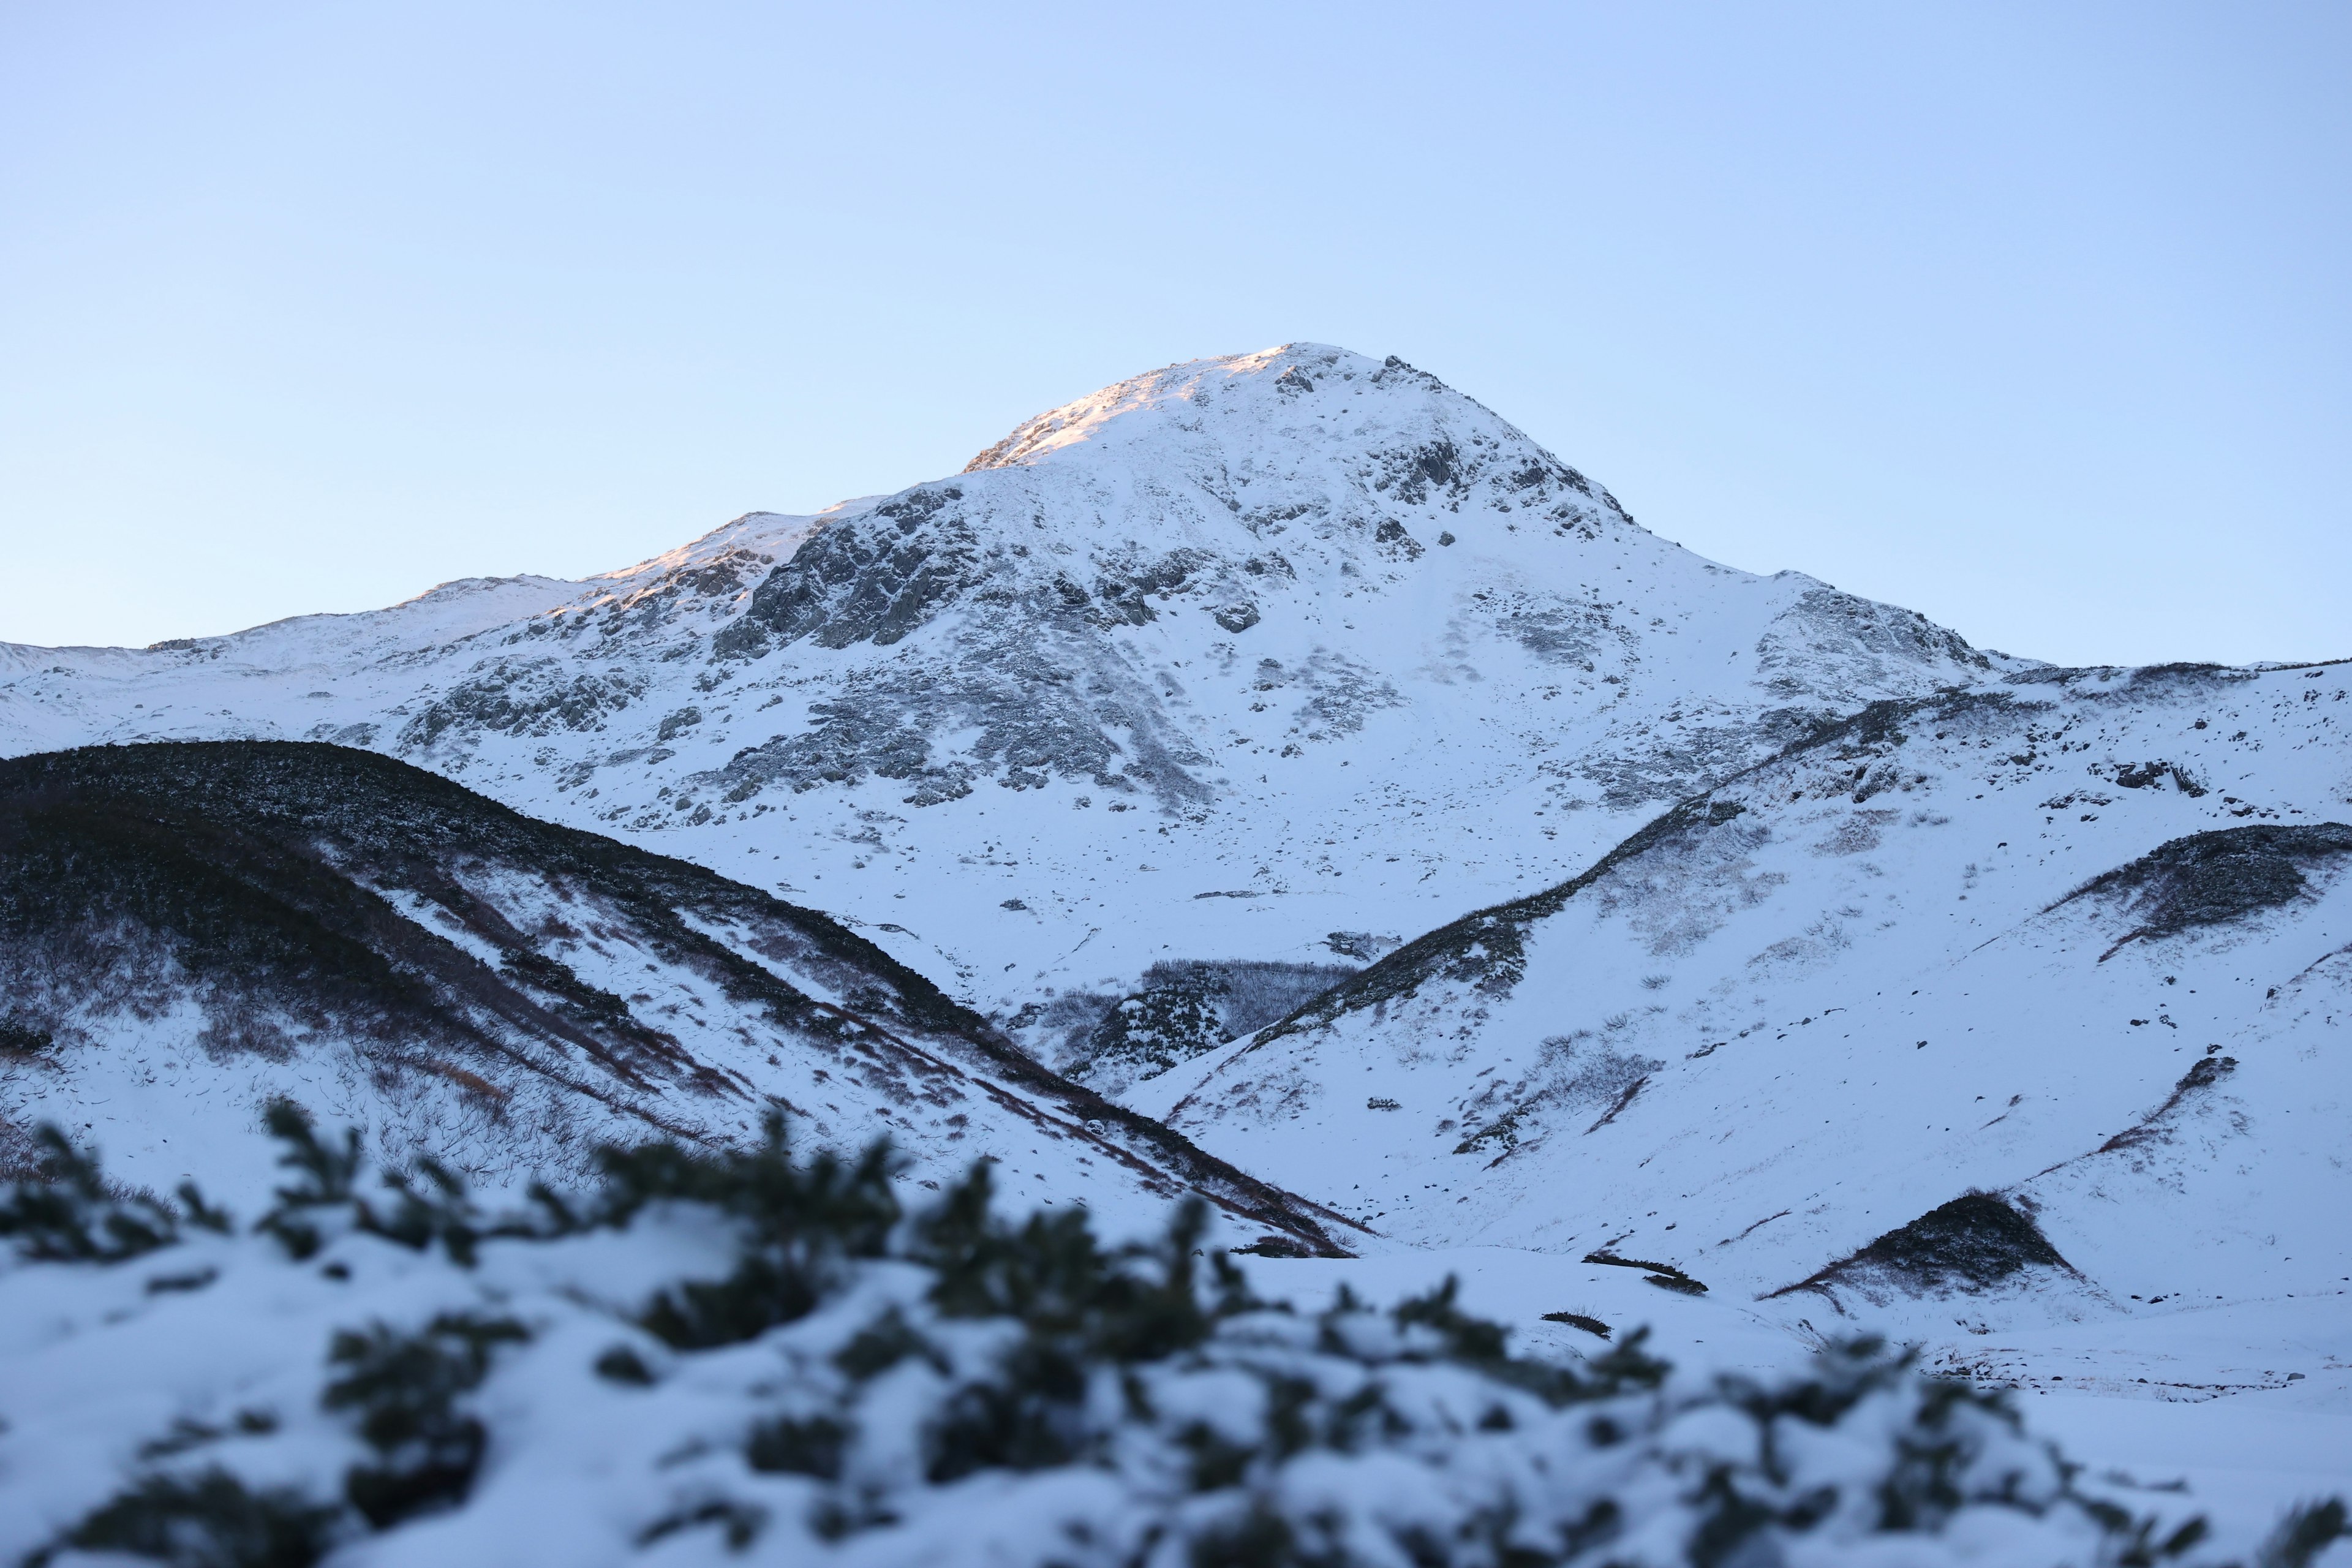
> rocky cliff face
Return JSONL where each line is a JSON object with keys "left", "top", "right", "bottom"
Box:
{"left": 0, "top": 345, "right": 2013, "bottom": 1062}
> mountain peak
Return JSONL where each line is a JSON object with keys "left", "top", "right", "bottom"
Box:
{"left": 957, "top": 344, "right": 1611, "bottom": 514}
{"left": 965, "top": 343, "right": 1384, "bottom": 472}
{"left": 1, "top": 344, "right": 2003, "bottom": 1041}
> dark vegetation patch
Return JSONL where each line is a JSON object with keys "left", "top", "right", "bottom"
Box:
{"left": 0, "top": 742, "right": 1349, "bottom": 1256}
{"left": 19, "top": 1112, "right": 1685, "bottom": 1567}
{"left": 327, "top": 1310, "right": 530, "bottom": 1528}
{"left": 12, "top": 1037, "right": 2331, "bottom": 1564}
{"left": 1063, "top": 960, "right": 1359, "bottom": 1088}
{"left": 0, "top": 1125, "right": 226, "bottom": 1262}
{"left": 32, "top": 1469, "right": 345, "bottom": 1568}
{"left": 1769, "top": 1194, "right": 2073, "bottom": 1303}
{"left": 2044, "top": 824, "right": 2352, "bottom": 960}
{"left": 2124, "top": 662, "right": 2258, "bottom": 694}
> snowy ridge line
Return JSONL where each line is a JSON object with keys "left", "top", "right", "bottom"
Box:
{"left": 1208, "top": 687, "right": 1986, "bottom": 1070}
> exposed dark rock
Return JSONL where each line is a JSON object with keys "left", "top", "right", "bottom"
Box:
{"left": 1322, "top": 931, "right": 1401, "bottom": 961}
{"left": 696, "top": 638, "right": 1213, "bottom": 812}
{"left": 2111, "top": 760, "right": 2207, "bottom": 797}
{"left": 399, "top": 660, "right": 644, "bottom": 750}
{"left": 725, "top": 488, "right": 985, "bottom": 653}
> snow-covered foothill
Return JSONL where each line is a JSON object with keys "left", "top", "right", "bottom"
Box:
{"left": 0, "top": 742, "right": 1347, "bottom": 1254}
{"left": 1137, "top": 664, "right": 2352, "bottom": 1402}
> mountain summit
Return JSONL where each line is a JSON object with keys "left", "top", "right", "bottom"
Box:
{"left": 2, "top": 345, "right": 2008, "bottom": 1051}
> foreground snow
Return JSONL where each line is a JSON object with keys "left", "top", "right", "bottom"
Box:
{"left": 4, "top": 1114, "right": 2341, "bottom": 1568}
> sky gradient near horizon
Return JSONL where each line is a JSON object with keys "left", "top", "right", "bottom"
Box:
{"left": 2, "top": 2, "right": 2345, "bottom": 666}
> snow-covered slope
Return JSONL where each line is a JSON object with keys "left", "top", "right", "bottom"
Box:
{"left": 9, "top": 1115, "right": 2311, "bottom": 1568}
{"left": 0, "top": 346, "right": 2013, "bottom": 1053}
{"left": 1132, "top": 661, "right": 2352, "bottom": 1389}
{"left": 0, "top": 742, "right": 1351, "bottom": 1254}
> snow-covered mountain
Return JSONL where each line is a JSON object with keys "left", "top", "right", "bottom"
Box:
{"left": 0, "top": 345, "right": 2013, "bottom": 1061}
{"left": 0, "top": 741, "right": 1351, "bottom": 1254}
{"left": 1132, "top": 660, "right": 2352, "bottom": 1392}
{"left": 3, "top": 343, "right": 2350, "bottom": 1543}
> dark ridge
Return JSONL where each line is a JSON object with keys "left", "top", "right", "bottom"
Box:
{"left": 2125, "top": 662, "right": 2258, "bottom": 692}
{"left": 0, "top": 742, "right": 1352, "bottom": 1255}
{"left": 1218, "top": 687, "right": 2032, "bottom": 1063}
{"left": 2098, "top": 1055, "right": 2239, "bottom": 1155}
{"left": 2038, "top": 823, "right": 2352, "bottom": 960}
{"left": 1768, "top": 1194, "right": 2073, "bottom": 1302}
{"left": 1230, "top": 796, "right": 1748, "bottom": 1055}
{"left": 1217, "top": 686, "right": 2025, "bottom": 1065}
{"left": 1585, "top": 1250, "right": 1706, "bottom": 1294}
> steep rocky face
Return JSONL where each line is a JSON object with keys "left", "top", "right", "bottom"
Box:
{"left": 0, "top": 741, "right": 1352, "bottom": 1254}
{"left": 0, "top": 345, "right": 2011, "bottom": 1049}
{"left": 1131, "top": 659, "right": 2352, "bottom": 1386}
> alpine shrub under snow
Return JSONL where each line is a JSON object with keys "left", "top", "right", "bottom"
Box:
{"left": 0, "top": 1106, "right": 2341, "bottom": 1568}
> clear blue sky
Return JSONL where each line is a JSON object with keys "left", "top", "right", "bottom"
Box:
{"left": 3, "top": 2, "right": 2345, "bottom": 666}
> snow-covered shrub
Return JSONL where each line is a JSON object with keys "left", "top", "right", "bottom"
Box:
{"left": 1, "top": 1107, "right": 2340, "bottom": 1568}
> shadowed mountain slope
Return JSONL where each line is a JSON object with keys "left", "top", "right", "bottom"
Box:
{"left": 0, "top": 741, "right": 1352, "bottom": 1253}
